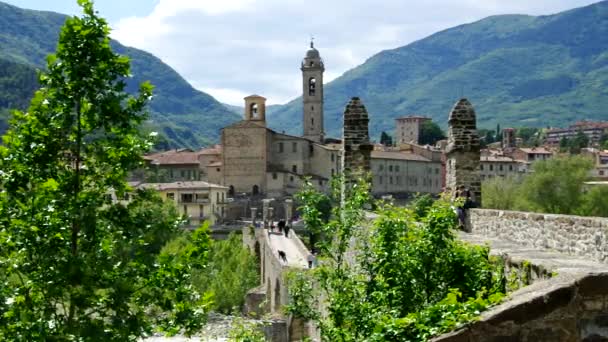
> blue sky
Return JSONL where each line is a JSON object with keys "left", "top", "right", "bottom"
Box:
{"left": 5, "top": 0, "right": 603, "bottom": 105}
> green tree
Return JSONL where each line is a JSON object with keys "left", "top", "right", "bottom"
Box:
{"left": 569, "top": 130, "right": 589, "bottom": 154}
{"left": 379, "top": 131, "right": 393, "bottom": 146}
{"left": 296, "top": 179, "right": 332, "bottom": 252}
{"left": 297, "top": 179, "right": 507, "bottom": 341}
{"left": 195, "top": 234, "right": 259, "bottom": 313}
{"left": 482, "top": 176, "right": 522, "bottom": 210}
{"left": 599, "top": 132, "right": 608, "bottom": 150}
{"left": 419, "top": 121, "right": 446, "bottom": 145}
{"left": 0, "top": 1, "right": 211, "bottom": 339}
{"left": 516, "top": 127, "right": 540, "bottom": 147}
{"left": 517, "top": 155, "right": 593, "bottom": 214}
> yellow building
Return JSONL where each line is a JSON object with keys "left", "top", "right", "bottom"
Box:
{"left": 138, "top": 181, "right": 228, "bottom": 226}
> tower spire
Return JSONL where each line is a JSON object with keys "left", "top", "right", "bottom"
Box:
{"left": 310, "top": 36, "right": 314, "bottom": 48}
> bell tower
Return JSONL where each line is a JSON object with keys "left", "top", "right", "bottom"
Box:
{"left": 301, "top": 40, "right": 325, "bottom": 143}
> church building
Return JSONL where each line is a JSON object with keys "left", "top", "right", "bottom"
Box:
{"left": 153, "top": 42, "right": 443, "bottom": 198}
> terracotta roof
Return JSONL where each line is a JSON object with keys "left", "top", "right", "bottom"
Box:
{"left": 518, "top": 148, "right": 553, "bottom": 154}
{"left": 481, "top": 155, "right": 516, "bottom": 162}
{"left": 199, "top": 145, "right": 222, "bottom": 155}
{"left": 371, "top": 151, "right": 431, "bottom": 162}
{"left": 145, "top": 150, "right": 200, "bottom": 165}
{"left": 137, "top": 181, "right": 228, "bottom": 191}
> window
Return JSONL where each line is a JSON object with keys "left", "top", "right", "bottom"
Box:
{"left": 480, "top": 164, "right": 484, "bottom": 171}
{"left": 379, "top": 164, "right": 384, "bottom": 171}
{"left": 389, "top": 176, "right": 393, "bottom": 184}
{"left": 331, "top": 169, "right": 334, "bottom": 176}
{"left": 395, "top": 165, "right": 400, "bottom": 172}
{"left": 292, "top": 142, "right": 297, "bottom": 153}
{"left": 272, "top": 172, "right": 277, "bottom": 180}
{"left": 489, "top": 164, "right": 494, "bottom": 171}
{"left": 216, "top": 168, "right": 220, "bottom": 172}
{"left": 181, "top": 193, "right": 193, "bottom": 203}
{"left": 319, "top": 180, "right": 323, "bottom": 186}
{"left": 292, "top": 165, "right": 297, "bottom": 173}
{"left": 308, "top": 77, "right": 316, "bottom": 96}
{"left": 379, "top": 176, "right": 383, "bottom": 184}
{"left": 435, "top": 168, "right": 439, "bottom": 174}
{"left": 331, "top": 154, "right": 335, "bottom": 162}
{"left": 389, "top": 165, "right": 393, "bottom": 172}
{"left": 290, "top": 176, "right": 294, "bottom": 182}
{"left": 216, "top": 193, "right": 219, "bottom": 202}
{"left": 600, "top": 170, "right": 605, "bottom": 176}
{"left": 181, "top": 170, "right": 185, "bottom": 178}
{"left": 509, "top": 165, "right": 513, "bottom": 171}
{"left": 199, "top": 205, "right": 204, "bottom": 218}
{"left": 499, "top": 165, "right": 503, "bottom": 171}
{"left": 167, "top": 192, "right": 175, "bottom": 200}
{"left": 279, "top": 142, "right": 284, "bottom": 153}
{"left": 196, "top": 193, "right": 209, "bottom": 201}
{"left": 222, "top": 193, "right": 225, "bottom": 201}
{"left": 250, "top": 103, "right": 259, "bottom": 119}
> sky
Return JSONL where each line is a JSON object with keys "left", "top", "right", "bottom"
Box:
{"left": 5, "top": 0, "right": 603, "bottom": 105}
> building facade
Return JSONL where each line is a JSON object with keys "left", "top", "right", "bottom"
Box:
{"left": 395, "top": 116, "right": 431, "bottom": 145}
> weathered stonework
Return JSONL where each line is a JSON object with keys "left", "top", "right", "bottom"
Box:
{"left": 467, "top": 209, "right": 608, "bottom": 263}
{"left": 342, "top": 97, "right": 373, "bottom": 176}
{"left": 433, "top": 230, "right": 608, "bottom": 342}
{"left": 446, "top": 98, "right": 481, "bottom": 205}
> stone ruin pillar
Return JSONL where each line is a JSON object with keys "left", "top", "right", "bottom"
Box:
{"left": 284, "top": 199, "right": 293, "bottom": 226}
{"left": 262, "top": 199, "right": 271, "bottom": 228}
{"left": 268, "top": 207, "right": 275, "bottom": 225}
{"left": 251, "top": 207, "right": 258, "bottom": 226}
{"left": 445, "top": 98, "right": 481, "bottom": 206}
{"left": 341, "top": 97, "right": 374, "bottom": 177}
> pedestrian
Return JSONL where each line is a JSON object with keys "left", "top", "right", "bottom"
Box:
{"left": 278, "top": 219, "right": 285, "bottom": 233}
{"left": 284, "top": 224, "right": 290, "bottom": 238}
{"left": 307, "top": 253, "right": 314, "bottom": 268}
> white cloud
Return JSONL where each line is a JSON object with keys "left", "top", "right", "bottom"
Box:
{"left": 111, "top": 0, "right": 601, "bottom": 106}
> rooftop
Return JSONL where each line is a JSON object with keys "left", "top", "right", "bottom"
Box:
{"left": 138, "top": 181, "right": 228, "bottom": 191}
{"left": 371, "top": 150, "right": 431, "bottom": 162}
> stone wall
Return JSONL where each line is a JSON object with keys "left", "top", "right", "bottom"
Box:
{"left": 433, "top": 230, "right": 608, "bottom": 342}
{"left": 468, "top": 209, "right": 608, "bottom": 263}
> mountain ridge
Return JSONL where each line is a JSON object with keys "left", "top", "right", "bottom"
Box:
{"left": 268, "top": 1, "right": 608, "bottom": 140}
{"left": 0, "top": 1, "right": 240, "bottom": 148}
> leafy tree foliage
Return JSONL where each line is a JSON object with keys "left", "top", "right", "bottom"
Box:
{"left": 197, "top": 234, "right": 259, "bottom": 313}
{"left": 482, "top": 155, "right": 608, "bottom": 217}
{"left": 515, "top": 127, "right": 541, "bottom": 147}
{"left": 296, "top": 179, "right": 332, "bottom": 252}
{"left": 0, "top": 1, "right": 211, "bottom": 339}
{"left": 419, "top": 121, "right": 446, "bottom": 145}
{"left": 379, "top": 131, "right": 393, "bottom": 146}
{"left": 296, "top": 178, "right": 506, "bottom": 341}
{"left": 560, "top": 131, "right": 589, "bottom": 154}
{"left": 600, "top": 133, "right": 608, "bottom": 150}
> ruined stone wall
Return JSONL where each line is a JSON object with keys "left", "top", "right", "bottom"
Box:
{"left": 433, "top": 229, "right": 608, "bottom": 342}
{"left": 342, "top": 97, "right": 373, "bottom": 175}
{"left": 445, "top": 98, "right": 481, "bottom": 204}
{"left": 468, "top": 209, "right": 608, "bottom": 263}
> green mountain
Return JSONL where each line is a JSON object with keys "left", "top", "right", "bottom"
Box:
{"left": 268, "top": 1, "right": 608, "bottom": 139}
{"left": 0, "top": 1, "right": 240, "bottom": 148}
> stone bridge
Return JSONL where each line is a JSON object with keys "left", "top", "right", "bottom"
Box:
{"left": 241, "top": 199, "right": 314, "bottom": 342}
